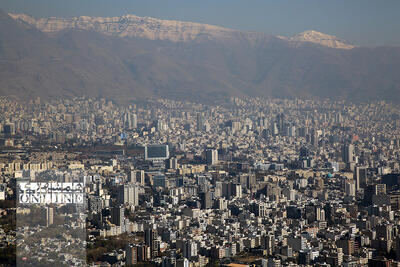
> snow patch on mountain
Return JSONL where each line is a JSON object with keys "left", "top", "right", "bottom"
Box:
{"left": 9, "top": 13, "right": 238, "bottom": 42}
{"left": 285, "top": 30, "right": 355, "bottom": 49}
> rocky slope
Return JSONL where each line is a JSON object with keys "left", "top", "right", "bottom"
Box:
{"left": 9, "top": 13, "right": 241, "bottom": 42}
{"left": 10, "top": 13, "right": 355, "bottom": 50}
{"left": 1, "top": 10, "right": 400, "bottom": 104}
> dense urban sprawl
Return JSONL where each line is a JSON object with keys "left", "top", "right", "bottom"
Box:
{"left": 1, "top": 96, "right": 400, "bottom": 266}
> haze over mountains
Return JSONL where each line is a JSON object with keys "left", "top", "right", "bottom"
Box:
{"left": 1, "top": 10, "right": 400, "bottom": 103}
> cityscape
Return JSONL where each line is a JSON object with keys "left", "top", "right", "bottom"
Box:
{"left": 0, "top": 96, "right": 400, "bottom": 266}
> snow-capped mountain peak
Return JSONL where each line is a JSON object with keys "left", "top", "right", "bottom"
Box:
{"left": 287, "top": 30, "right": 355, "bottom": 49}
{"left": 9, "top": 13, "right": 355, "bottom": 49}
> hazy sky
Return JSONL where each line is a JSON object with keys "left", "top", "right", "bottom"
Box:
{"left": 1, "top": 0, "right": 400, "bottom": 46}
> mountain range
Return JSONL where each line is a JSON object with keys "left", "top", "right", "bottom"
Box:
{"left": 1, "top": 10, "right": 400, "bottom": 103}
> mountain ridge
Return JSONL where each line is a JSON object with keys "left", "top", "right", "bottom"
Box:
{"left": 286, "top": 30, "right": 355, "bottom": 49}
{"left": 9, "top": 13, "right": 240, "bottom": 42}
{"left": 10, "top": 13, "right": 354, "bottom": 49}
{"left": 1, "top": 10, "right": 400, "bottom": 104}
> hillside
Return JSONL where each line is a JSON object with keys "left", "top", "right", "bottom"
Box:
{"left": 1, "top": 11, "right": 400, "bottom": 103}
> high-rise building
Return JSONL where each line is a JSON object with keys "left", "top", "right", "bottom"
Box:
{"left": 222, "top": 183, "right": 242, "bottom": 199}
{"left": 199, "top": 191, "right": 212, "bottom": 209}
{"left": 138, "top": 245, "right": 150, "bottom": 262}
{"left": 376, "top": 224, "right": 393, "bottom": 241}
{"left": 136, "top": 170, "right": 145, "bottom": 186}
{"left": 126, "top": 244, "right": 138, "bottom": 265}
{"left": 184, "top": 241, "right": 197, "bottom": 259}
{"left": 156, "top": 120, "right": 167, "bottom": 132}
{"left": 395, "top": 237, "right": 400, "bottom": 261}
{"left": 217, "top": 198, "right": 228, "bottom": 210}
{"left": 168, "top": 157, "right": 178, "bottom": 170}
{"left": 176, "top": 240, "right": 198, "bottom": 259}
{"left": 117, "top": 184, "right": 139, "bottom": 206}
{"left": 311, "top": 129, "right": 318, "bottom": 147}
{"left": 298, "top": 127, "right": 308, "bottom": 138}
{"left": 43, "top": 207, "right": 53, "bottom": 227}
{"left": 132, "top": 114, "right": 137, "bottom": 128}
{"left": 298, "top": 251, "right": 311, "bottom": 265}
{"left": 259, "top": 117, "right": 268, "bottom": 128}
{"left": 196, "top": 113, "right": 204, "bottom": 131}
{"left": 287, "top": 125, "right": 296, "bottom": 137}
{"left": 127, "top": 169, "right": 136, "bottom": 183}
{"left": 145, "top": 228, "right": 158, "bottom": 258}
{"left": 344, "top": 180, "right": 356, "bottom": 197}
{"left": 123, "top": 112, "right": 132, "bottom": 129}
{"left": 239, "top": 173, "right": 256, "bottom": 189}
{"left": 271, "top": 122, "right": 279, "bottom": 136}
{"left": 251, "top": 202, "right": 268, "bottom": 217}
{"left": 261, "top": 235, "right": 276, "bottom": 253}
{"left": 342, "top": 144, "right": 355, "bottom": 163}
{"left": 287, "top": 236, "right": 307, "bottom": 252}
{"left": 3, "top": 123, "right": 15, "bottom": 136}
{"left": 276, "top": 113, "right": 285, "bottom": 134}
{"left": 129, "top": 169, "right": 145, "bottom": 185}
{"left": 111, "top": 205, "right": 124, "bottom": 226}
{"left": 336, "top": 239, "right": 355, "bottom": 255}
{"left": 354, "top": 166, "right": 368, "bottom": 190}
{"left": 206, "top": 149, "right": 218, "bottom": 165}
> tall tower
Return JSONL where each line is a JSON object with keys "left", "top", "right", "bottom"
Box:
{"left": 111, "top": 205, "right": 125, "bottom": 226}
{"left": 311, "top": 129, "right": 318, "bottom": 147}
{"left": 206, "top": 149, "right": 218, "bottom": 165}
{"left": 145, "top": 227, "right": 158, "bottom": 258}
{"left": 199, "top": 191, "right": 212, "bottom": 209}
{"left": 276, "top": 113, "right": 285, "bottom": 134}
{"left": 196, "top": 113, "right": 204, "bottom": 131}
{"left": 132, "top": 114, "right": 138, "bottom": 129}
{"left": 344, "top": 180, "right": 356, "bottom": 196}
{"left": 126, "top": 244, "right": 138, "bottom": 265}
{"left": 342, "top": 144, "right": 354, "bottom": 163}
{"left": 117, "top": 184, "right": 139, "bottom": 206}
{"left": 45, "top": 207, "right": 53, "bottom": 227}
{"left": 354, "top": 166, "right": 368, "bottom": 190}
